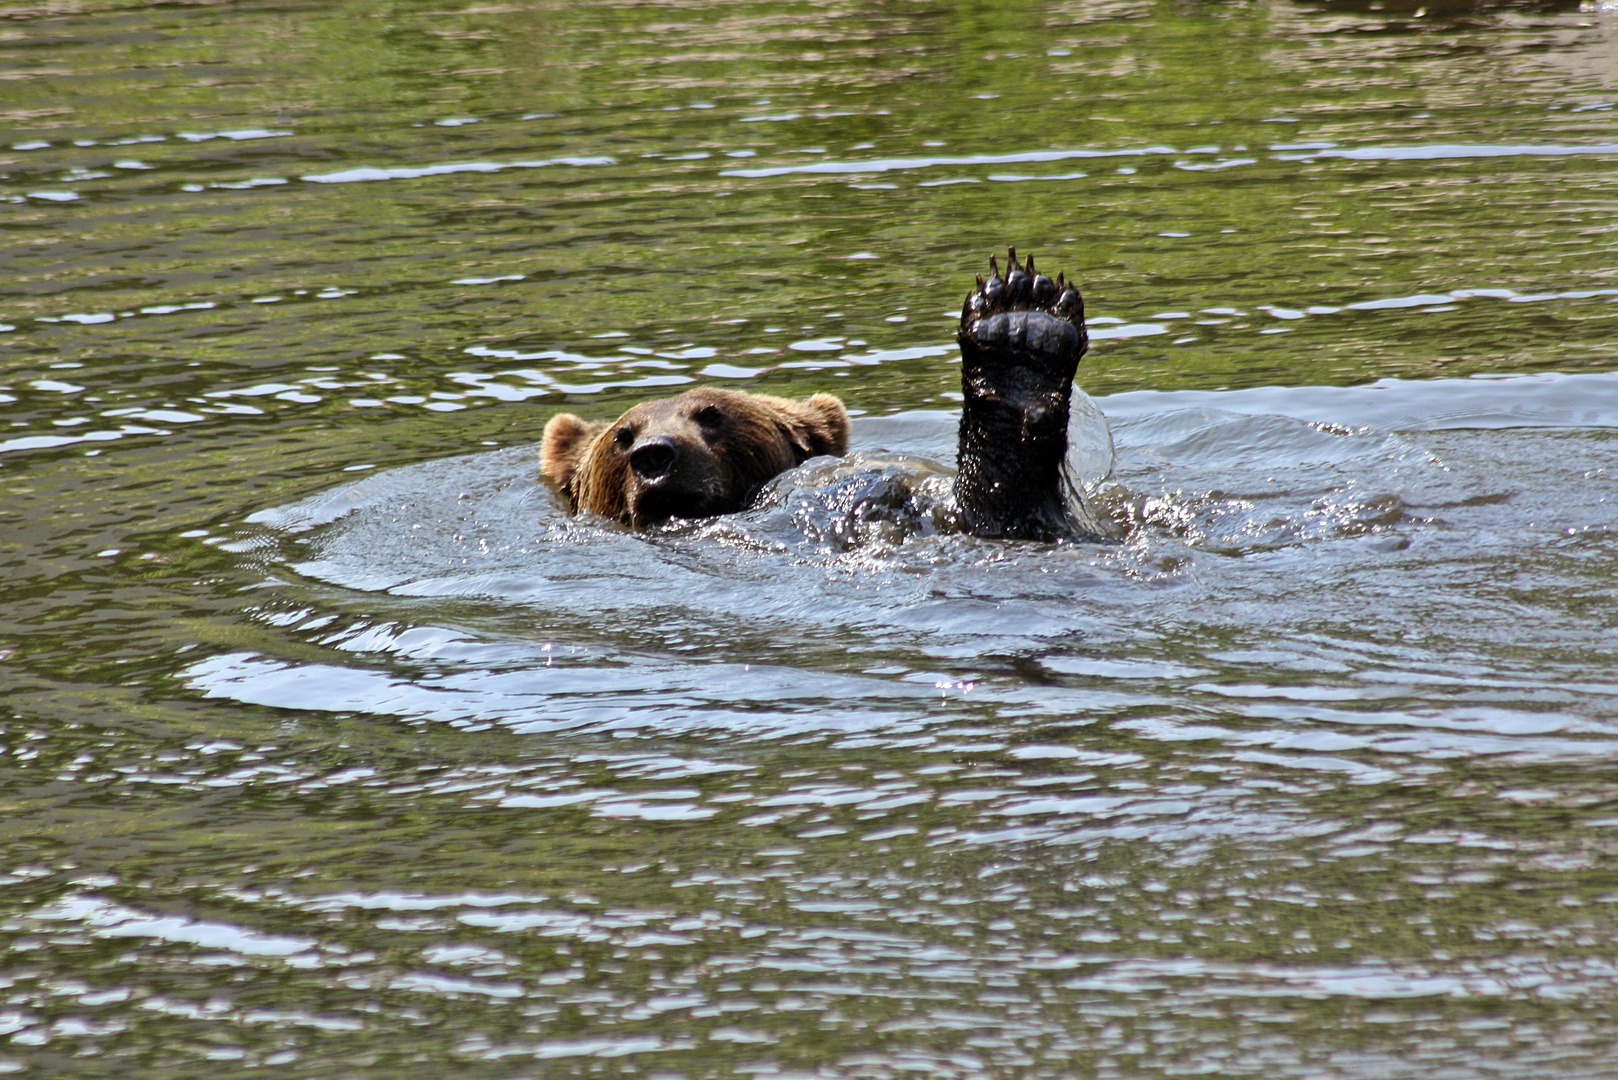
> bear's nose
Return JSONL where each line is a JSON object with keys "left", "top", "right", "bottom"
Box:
{"left": 629, "top": 436, "right": 679, "bottom": 481}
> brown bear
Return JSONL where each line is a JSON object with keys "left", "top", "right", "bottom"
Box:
{"left": 540, "top": 387, "right": 849, "bottom": 528}
{"left": 540, "top": 247, "right": 1089, "bottom": 541}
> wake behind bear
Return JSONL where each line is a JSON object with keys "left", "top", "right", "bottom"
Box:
{"left": 541, "top": 249, "right": 1103, "bottom": 543}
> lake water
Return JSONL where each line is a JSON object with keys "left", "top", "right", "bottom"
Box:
{"left": 3, "top": 1, "right": 1618, "bottom": 1076}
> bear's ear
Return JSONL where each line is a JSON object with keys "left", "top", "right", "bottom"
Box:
{"left": 541, "top": 413, "right": 607, "bottom": 494}
{"left": 777, "top": 393, "right": 849, "bottom": 462}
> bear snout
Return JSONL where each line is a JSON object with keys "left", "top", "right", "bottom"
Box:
{"left": 629, "top": 436, "right": 680, "bottom": 481}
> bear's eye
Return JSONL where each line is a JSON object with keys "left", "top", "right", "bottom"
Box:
{"left": 614, "top": 426, "right": 636, "bottom": 450}
{"left": 693, "top": 405, "right": 724, "bottom": 429}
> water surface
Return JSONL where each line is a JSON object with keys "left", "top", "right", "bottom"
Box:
{"left": 3, "top": 0, "right": 1618, "bottom": 1076}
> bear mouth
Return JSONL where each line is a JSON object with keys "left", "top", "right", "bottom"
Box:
{"left": 628, "top": 477, "right": 731, "bottom": 527}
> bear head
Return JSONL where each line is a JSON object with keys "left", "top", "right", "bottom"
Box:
{"left": 541, "top": 387, "right": 848, "bottom": 526}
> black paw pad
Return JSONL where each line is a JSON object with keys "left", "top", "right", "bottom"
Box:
{"left": 959, "top": 247, "right": 1088, "bottom": 366}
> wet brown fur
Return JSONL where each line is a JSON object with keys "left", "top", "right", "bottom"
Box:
{"left": 541, "top": 387, "right": 848, "bottom": 526}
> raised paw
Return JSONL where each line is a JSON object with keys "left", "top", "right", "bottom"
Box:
{"left": 959, "top": 247, "right": 1088, "bottom": 370}
{"left": 952, "top": 247, "right": 1091, "bottom": 542}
